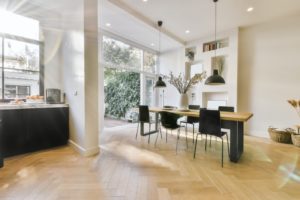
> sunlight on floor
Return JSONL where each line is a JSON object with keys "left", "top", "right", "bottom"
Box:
{"left": 100, "top": 141, "right": 178, "bottom": 171}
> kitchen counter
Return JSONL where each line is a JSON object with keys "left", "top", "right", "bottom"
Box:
{"left": 0, "top": 103, "right": 68, "bottom": 110}
{"left": 0, "top": 104, "right": 69, "bottom": 168}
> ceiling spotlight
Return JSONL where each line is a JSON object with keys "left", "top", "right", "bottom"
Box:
{"left": 150, "top": 43, "right": 155, "bottom": 46}
{"left": 143, "top": 0, "right": 148, "bottom": 2}
{"left": 247, "top": 7, "right": 254, "bottom": 12}
{"left": 105, "top": 23, "right": 111, "bottom": 27}
{"left": 185, "top": 30, "right": 190, "bottom": 34}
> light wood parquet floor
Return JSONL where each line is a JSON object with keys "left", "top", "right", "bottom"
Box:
{"left": 0, "top": 123, "right": 300, "bottom": 200}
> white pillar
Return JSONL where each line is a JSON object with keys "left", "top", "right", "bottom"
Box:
{"left": 83, "top": 0, "right": 99, "bottom": 156}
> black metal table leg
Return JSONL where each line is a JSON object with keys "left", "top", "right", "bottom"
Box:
{"left": 221, "top": 120, "right": 244, "bottom": 162}
{"left": 140, "top": 112, "right": 159, "bottom": 136}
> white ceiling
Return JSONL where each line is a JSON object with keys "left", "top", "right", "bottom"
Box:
{"left": 99, "top": 0, "right": 182, "bottom": 52}
{"left": 7, "top": 0, "right": 300, "bottom": 52}
{"left": 114, "top": 0, "right": 300, "bottom": 42}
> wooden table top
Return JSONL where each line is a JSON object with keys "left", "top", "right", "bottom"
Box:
{"left": 149, "top": 107, "right": 253, "bottom": 122}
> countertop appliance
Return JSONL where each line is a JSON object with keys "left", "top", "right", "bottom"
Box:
{"left": 46, "top": 88, "right": 61, "bottom": 104}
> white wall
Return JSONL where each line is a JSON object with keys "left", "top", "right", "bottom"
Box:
{"left": 159, "top": 47, "right": 185, "bottom": 107}
{"left": 238, "top": 14, "right": 300, "bottom": 137}
{"left": 60, "top": 0, "right": 100, "bottom": 156}
{"left": 43, "top": 29, "right": 63, "bottom": 91}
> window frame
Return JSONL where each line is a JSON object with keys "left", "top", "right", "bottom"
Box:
{"left": 101, "top": 35, "right": 159, "bottom": 106}
{"left": 0, "top": 33, "right": 44, "bottom": 102}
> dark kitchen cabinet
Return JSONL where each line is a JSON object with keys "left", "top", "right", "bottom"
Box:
{"left": 0, "top": 107, "right": 69, "bottom": 159}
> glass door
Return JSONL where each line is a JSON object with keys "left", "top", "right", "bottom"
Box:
{"left": 143, "top": 76, "right": 155, "bottom": 106}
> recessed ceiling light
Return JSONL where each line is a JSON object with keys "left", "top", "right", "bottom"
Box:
{"left": 105, "top": 23, "right": 111, "bottom": 27}
{"left": 150, "top": 43, "right": 155, "bottom": 46}
{"left": 185, "top": 30, "right": 190, "bottom": 34}
{"left": 247, "top": 7, "right": 254, "bottom": 12}
{"left": 143, "top": 0, "right": 148, "bottom": 2}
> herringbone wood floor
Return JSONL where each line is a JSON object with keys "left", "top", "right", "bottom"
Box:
{"left": 0, "top": 124, "right": 299, "bottom": 200}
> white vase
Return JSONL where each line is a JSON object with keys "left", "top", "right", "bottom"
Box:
{"left": 179, "top": 93, "right": 189, "bottom": 110}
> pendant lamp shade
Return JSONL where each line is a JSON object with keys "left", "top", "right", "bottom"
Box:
{"left": 205, "top": 0, "right": 225, "bottom": 85}
{"left": 155, "top": 76, "right": 166, "bottom": 88}
{"left": 205, "top": 69, "right": 225, "bottom": 85}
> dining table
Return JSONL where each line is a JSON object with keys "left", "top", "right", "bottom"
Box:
{"left": 139, "top": 107, "right": 253, "bottom": 163}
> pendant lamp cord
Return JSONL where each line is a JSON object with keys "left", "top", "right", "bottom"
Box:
{"left": 214, "top": 0, "right": 217, "bottom": 58}
{"left": 157, "top": 21, "right": 162, "bottom": 73}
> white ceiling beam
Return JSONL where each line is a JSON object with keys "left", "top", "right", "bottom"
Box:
{"left": 108, "top": 0, "right": 186, "bottom": 45}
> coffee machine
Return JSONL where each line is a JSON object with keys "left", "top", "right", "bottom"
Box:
{"left": 46, "top": 88, "right": 61, "bottom": 104}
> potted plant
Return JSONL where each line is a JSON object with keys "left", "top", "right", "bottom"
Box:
{"left": 163, "top": 71, "right": 206, "bottom": 109}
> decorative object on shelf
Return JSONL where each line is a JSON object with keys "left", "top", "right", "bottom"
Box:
{"left": 185, "top": 47, "right": 196, "bottom": 61}
{"left": 154, "top": 20, "right": 166, "bottom": 106}
{"left": 211, "top": 56, "right": 225, "bottom": 76}
{"left": 268, "top": 127, "right": 293, "bottom": 144}
{"left": 205, "top": 0, "right": 225, "bottom": 85}
{"left": 163, "top": 71, "right": 206, "bottom": 109}
{"left": 186, "top": 50, "right": 195, "bottom": 62}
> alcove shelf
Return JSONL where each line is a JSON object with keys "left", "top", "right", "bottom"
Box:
{"left": 202, "top": 38, "right": 229, "bottom": 52}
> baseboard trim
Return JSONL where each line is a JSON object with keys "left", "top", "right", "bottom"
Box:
{"left": 246, "top": 130, "right": 269, "bottom": 138}
{"left": 68, "top": 140, "right": 100, "bottom": 157}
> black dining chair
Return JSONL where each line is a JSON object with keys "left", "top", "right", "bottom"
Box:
{"left": 180, "top": 105, "right": 200, "bottom": 143}
{"left": 136, "top": 105, "right": 156, "bottom": 143}
{"left": 208, "top": 106, "right": 234, "bottom": 146}
{"left": 193, "top": 109, "right": 230, "bottom": 167}
{"left": 155, "top": 111, "right": 186, "bottom": 153}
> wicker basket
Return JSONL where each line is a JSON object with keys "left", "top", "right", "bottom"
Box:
{"left": 268, "top": 127, "right": 292, "bottom": 144}
{"left": 291, "top": 134, "right": 300, "bottom": 147}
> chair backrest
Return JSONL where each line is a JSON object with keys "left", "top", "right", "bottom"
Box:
{"left": 160, "top": 111, "right": 180, "bottom": 129}
{"left": 139, "top": 105, "right": 150, "bottom": 123}
{"left": 218, "top": 106, "right": 234, "bottom": 112}
{"left": 187, "top": 105, "right": 200, "bottom": 123}
{"left": 199, "top": 109, "right": 222, "bottom": 137}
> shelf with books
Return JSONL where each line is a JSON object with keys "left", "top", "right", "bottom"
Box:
{"left": 202, "top": 38, "right": 229, "bottom": 52}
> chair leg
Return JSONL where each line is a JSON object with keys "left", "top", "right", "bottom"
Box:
{"left": 135, "top": 122, "right": 139, "bottom": 139}
{"left": 155, "top": 128, "right": 160, "bottom": 147}
{"left": 176, "top": 128, "right": 180, "bottom": 155}
{"left": 222, "top": 138, "right": 224, "bottom": 168}
{"left": 193, "top": 133, "right": 199, "bottom": 159}
{"left": 185, "top": 127, "right": 188, "bottom": 149}
{"left": 205, "top": 134, "right": 208, "bottom": 151}
{"left": 160, "top": 123, "right": 163, "bottom": 139}
{"left": 166, "top": 129, "right": 168, "bottom": 143}
{"left": 209, "top": 135, "right": 212, "bottom": 147}
{"left": 226, "top": 133, "right": 230, "bottom": 157}
{"left": 148, "top": 123, "right": 150, "bottom": 144}
{"left": 192, "top": 124, "right": 195, "bottom": 143}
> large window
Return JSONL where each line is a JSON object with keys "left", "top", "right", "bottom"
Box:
{"left": 0, "top": 10, "right": 42, "bottom": 100}
{"left": 103, "top": 36, "right": 157, "bottom": 120}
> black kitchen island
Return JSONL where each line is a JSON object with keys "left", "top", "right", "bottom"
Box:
{"left": 0, "top": 104, "right": 69, "bottom": 168}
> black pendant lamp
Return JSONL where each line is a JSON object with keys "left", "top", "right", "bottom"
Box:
{"left": 205, "top": 0, "right": 225, "bottom": 85}
{"left": 155, "top": 76, "right": 166, "bottom": 88}
{"left": 155, "top": 21, "right": 166, "bottom": 88}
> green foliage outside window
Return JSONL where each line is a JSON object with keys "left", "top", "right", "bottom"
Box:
{"left": 104, "top": 68, "right": 140, "bottom": 119}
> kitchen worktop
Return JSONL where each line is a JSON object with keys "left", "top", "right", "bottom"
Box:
{"left": 0, "top": 103, "right": 68, "bottom": 110}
